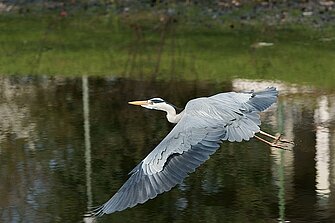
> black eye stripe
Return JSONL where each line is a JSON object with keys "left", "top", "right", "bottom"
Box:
{"left": 151, "top": 99, "right": 164, "bottom": 103}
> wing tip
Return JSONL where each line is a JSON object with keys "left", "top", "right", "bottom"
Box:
{"left": 87, "top": 205, "right": 105, "bottom": 217}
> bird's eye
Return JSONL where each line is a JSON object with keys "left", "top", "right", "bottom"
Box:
{"left": 148, "top": 100, "right": 154, "bottom": 105}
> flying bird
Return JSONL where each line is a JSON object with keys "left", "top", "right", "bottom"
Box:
{"left": 92, "top": 87, "right": 291, "bottom": 216}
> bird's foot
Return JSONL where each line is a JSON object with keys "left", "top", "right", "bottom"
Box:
{"left": 254, "top": 135, "right": 292, "bottom": 151}
{"left": 273, "top": 133, "right": 295, "bottom": 145}
{"left": 269, "top": 141, "right": 292, "bottom": 151}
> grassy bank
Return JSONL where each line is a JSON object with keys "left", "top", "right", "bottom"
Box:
{"left": 0, "top": 12, "right": 334, "bottom": 88}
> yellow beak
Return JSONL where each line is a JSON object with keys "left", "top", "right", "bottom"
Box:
{"left": 128, "top": 100, "right": 149, "bottom": 106}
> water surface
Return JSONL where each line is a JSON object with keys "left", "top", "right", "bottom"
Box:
{"left": 0, "top": 76, "right": 335, "bottom": 223}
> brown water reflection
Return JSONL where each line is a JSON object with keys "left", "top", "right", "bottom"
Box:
{"left": 0, "top": 76, "right": 334, "bottom": 223}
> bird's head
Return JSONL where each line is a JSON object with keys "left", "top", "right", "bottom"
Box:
{"left": 128, "top": 98, "right": 169, "bottom": 111}
{"left": 129, "top": 97, "right": 183, "bottom": 123}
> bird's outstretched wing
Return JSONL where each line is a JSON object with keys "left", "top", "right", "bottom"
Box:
{"left": 92, "top": 87, "right": 278, "bottom": 216}
{"left": 209, "top": 86, "right": 278, "bottom": 112}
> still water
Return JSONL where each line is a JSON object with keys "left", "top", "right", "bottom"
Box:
{"left": 0, "top": 76, "right": 335, "bottom": 223}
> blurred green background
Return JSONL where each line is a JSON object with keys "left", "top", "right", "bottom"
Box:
{"left": 1, "top": 0, "right": 334, "bottom": 88}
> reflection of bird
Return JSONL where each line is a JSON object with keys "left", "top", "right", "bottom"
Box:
{"left": 93, "top": 87, "right": 289, "bottom": 216}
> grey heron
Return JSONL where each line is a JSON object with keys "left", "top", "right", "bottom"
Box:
{"left": 92, "top": 87, "right": 291, "bottom": 216}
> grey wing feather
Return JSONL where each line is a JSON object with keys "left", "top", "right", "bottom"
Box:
{"left": 209, "top": 87, "right": 278, "bottom": 142}
{"left": 92, "top": 87, "right": 278, "bottom": 216}
{"left": 92, "top": 121, "right": 225, "bottom": 216}
{"left": 249, "top": 87, "right": 278, "bottom": 111}
{"left": 210, "top": 86, "right": 278, "bottom": 112}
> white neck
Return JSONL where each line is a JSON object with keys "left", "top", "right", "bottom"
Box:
{"left": 157, "top": 103, "right": 183, "bottom": 123}
{"left": 166, "top": 110, "right": 183, "bottom": 124}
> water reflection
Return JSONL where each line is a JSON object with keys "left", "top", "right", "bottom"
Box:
{"left": 315, "top": 96, "right": 330, "bottom": 198}
{"left": 82, "top": 76, "right": 95, "bottom": 223}
{"left": 0, "top": 76, "right": 335, "bottom": 222}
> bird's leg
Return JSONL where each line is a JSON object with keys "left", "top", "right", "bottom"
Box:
{"left": 254, "top": 135, "right": 291, "bottom": 150}
{"left": 258, "top": 130, "right": 294, "bottom": 145}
